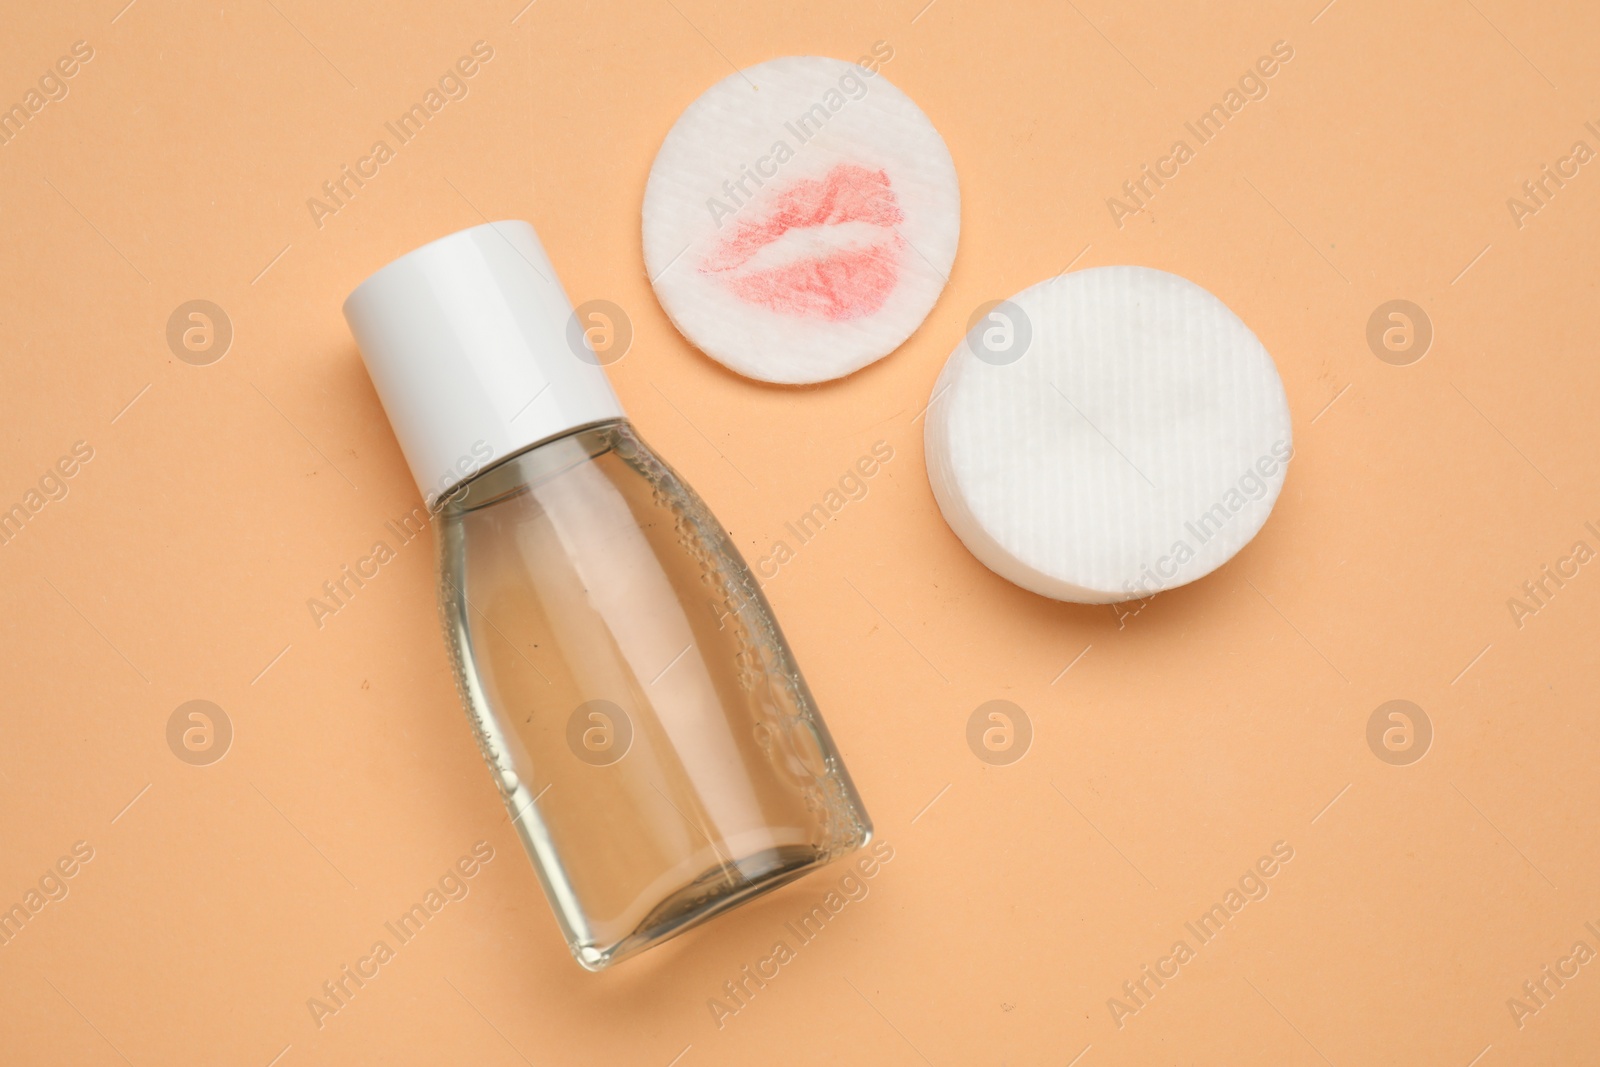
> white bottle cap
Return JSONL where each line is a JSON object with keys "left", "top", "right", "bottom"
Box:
{"left": 343, "top": 220, "right": 625, "bottom": 507}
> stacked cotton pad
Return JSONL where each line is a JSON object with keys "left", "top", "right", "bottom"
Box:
{"left": 644, "top": 55, "right": 959, "bottom": 385}
{"left": 924, "top": 267, "right": 1292, "bottom": 603}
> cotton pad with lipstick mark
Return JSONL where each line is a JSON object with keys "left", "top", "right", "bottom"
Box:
{"left": 924, "top": 266, "right": 1293, "bottom": 604}
{"left": 643, "top": 54, "right": 960, "bottom": 385}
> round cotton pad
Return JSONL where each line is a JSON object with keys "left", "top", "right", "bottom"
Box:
{"left": 643, "top": 55, "right": 959, "bottom": 384}
{"left": 925, "top": 266, "right": 1293, "bottom": 604}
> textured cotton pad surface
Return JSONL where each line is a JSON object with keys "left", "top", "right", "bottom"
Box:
{"left": 925, "top": 266, "right": 1293, "bottom": 604}
{"left": 643, "top": 55, "right": 959, "bottom": 384}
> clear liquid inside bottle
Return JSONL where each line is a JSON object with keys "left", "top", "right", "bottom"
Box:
{"left": 436, "top": 419, "right": 871, "bottom": 969}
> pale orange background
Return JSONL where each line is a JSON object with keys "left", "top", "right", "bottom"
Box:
{"left": 3, "top": 1, "right": 1598, "bottom": 1064}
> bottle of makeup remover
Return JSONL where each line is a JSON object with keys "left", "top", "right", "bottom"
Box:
{"left": 343, "top": 221, "right": 871, "bottom": 970}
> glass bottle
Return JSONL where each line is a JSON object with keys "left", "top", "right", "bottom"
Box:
{"left": 344, "top": 221, "right": 871, "bottom": 970}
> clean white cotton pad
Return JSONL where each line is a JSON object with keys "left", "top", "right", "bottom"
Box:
{"left": 643, "top": 55, "right": 959, "bottom": 384}
{"left": 925, "top": 266, "right": 1293, "bottom": 604}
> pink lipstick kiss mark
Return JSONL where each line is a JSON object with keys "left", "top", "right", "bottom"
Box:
{"left": 700, "top": 163, "right": 906, "bottom": 321}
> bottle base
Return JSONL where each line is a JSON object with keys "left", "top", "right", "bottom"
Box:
{"left": 571, "top": 835, "right": 871, "bottom": 971}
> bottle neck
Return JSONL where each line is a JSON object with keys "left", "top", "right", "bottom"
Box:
{"left": 432, "top": 418, "right": 629, "bottom": 515}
